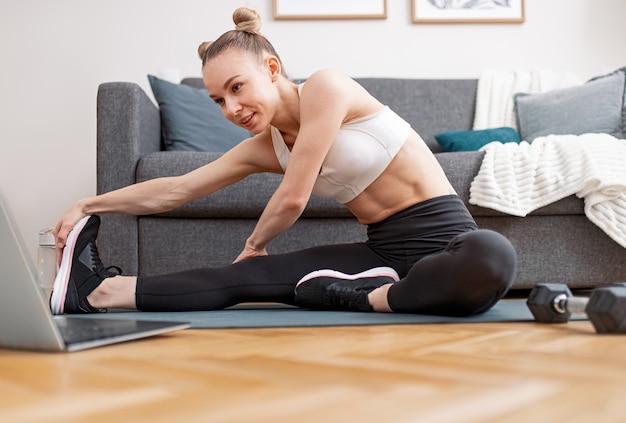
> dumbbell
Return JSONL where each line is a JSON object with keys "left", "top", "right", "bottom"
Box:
{"left": 526, "top": 283, "right": 626, "bottom": 333}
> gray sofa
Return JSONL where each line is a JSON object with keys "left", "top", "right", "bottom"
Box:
{"left": 96, "top": 77, "right": 626, "bottom": 290}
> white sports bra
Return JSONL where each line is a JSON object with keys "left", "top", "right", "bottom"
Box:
{"left": 271, "top": 85, "right": 411, "bottom": 203}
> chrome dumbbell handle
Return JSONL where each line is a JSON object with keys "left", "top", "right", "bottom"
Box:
{"left": 553, "top": 294, "right": 588, "bottom": 315}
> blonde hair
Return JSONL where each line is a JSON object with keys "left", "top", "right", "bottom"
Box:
{"left": 198, "top": 7, "right": 284, "bottom": 72}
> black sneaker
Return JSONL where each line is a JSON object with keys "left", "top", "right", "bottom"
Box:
{"left": 50, "top": 215, "right": 121, "bottom": 314}
{"left": 294, "top": 267, "right": 399, "bottom": 312}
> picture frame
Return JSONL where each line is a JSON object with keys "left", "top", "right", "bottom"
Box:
{"left": 412, "top": 0, "right": 525, "bottom": 24}
{"left": 273, "top": 0, "right": 387, "bottom": 20}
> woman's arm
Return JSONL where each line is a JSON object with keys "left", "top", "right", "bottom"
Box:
{"left": 55, "top": 134, "right": 279, "bottom": 250}
{"left": 234, "top": 71, "right": 358, "bottom": 262}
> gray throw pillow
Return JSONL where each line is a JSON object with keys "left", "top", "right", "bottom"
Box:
{"left": 148, "top": 75, "right": 250, "bottom": 152}
{"left": 514, "top": 67, "right": 625, "bottom": 142}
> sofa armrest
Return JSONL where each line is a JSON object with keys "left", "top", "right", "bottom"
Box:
{"left": 96, "top": 82, "right": 161, "bottom": 275}
{"left": 97, "top": 82, "right": 161, "bottom": 193}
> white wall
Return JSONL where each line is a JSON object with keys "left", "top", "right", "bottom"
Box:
{"left": 1, "top": 0, "right": 625, "bottom": 261}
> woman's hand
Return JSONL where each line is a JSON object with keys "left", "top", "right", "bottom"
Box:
{"left": 52, "top": 203, "right": 87, "bottom": 264}
{"left": 233, "top": 243, "right": 268, "bottom": 263}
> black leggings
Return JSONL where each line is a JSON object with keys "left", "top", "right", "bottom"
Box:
{"left": 136, "top": 195, "right": 517, "bottom": 316}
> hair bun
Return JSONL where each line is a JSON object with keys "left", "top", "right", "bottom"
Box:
{"left": 233, "top": 7, "right": 261, "bottom": 34}
{"left": 197, "top": 41, "right": 213, "bottom": 60}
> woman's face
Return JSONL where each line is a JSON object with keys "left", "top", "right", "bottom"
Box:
{"left": 203, "top": 49, "right": 278, "bottom": 135}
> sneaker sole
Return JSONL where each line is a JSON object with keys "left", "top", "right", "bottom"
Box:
{"left": 49, "top": 216, "right": 90, "bottom": 315}
{"left": 296, "top": 266, "right": 400, "bottom": 288}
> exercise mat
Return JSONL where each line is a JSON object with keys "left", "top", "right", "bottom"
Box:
{"left": 73, "top": 300, "right": 585, "bottom": 329}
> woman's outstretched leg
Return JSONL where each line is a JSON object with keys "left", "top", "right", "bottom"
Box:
{"left": 135, "top": 242, "right": 390, "bottom": 311}
{"left": 52, "top": 214, "right": 390, "bottom": 314}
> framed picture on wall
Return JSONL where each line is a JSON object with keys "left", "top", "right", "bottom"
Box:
{"left": 273, "top": 0, "right": 387, "bottom": 20}
{"left": 412, "top": 0, "right": 525, "bottom": 24}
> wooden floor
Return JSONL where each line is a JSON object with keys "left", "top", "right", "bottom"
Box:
{"left": 0, "top": 320, "right": 624, "bottom": 423}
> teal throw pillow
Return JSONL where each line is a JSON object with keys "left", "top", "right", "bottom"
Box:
{"left": 514, "top": 67, "right": 625, "bottom": 142}
{"left": 435, "top": 127, "right": 521, "bottom": 152}
{"left": 148, "top": 75, "right": 250, "bottom": 152}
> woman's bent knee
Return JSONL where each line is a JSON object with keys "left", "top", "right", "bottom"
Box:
{"left": 452, "top": 230, "right": 517, "bottom": 315}
{"left": 389, "top": 229, "right": 517, "bottom": 316}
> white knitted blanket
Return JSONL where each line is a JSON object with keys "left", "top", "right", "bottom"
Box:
{"left": 469, "top": 134, "right": 626, "bottom": 248}
{"left": 473, "top": 69, "right": 582, "bottom": 131}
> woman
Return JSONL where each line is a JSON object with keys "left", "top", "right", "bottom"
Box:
{"left": 51, "top": 7, "right": 516, "bottom": 316}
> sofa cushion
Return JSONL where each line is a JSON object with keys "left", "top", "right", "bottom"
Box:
{"left": 148, "top": 75, "right": 250, "bottom": 152}
{"left": 514, "top": 67, "right": 626, "bottom": 142}
{"left": 435, "top": 127, "right": 520, "bottom": 152}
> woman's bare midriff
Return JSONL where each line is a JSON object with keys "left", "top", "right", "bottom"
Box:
{"left": 345, "top": 131, "right": 457, "bottom": 225}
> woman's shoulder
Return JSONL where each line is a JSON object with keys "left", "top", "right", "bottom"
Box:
{"left": 301, "top": 70, "right": 359, "bottom": 95}
{"left": 300, "top": 70, "right": 372, "bottom": 109}
{"left": 300, "top": 70, "right": 381, "bottom": 121}
{"left": 306, "top": 69, "right": 351, "bottom": 81}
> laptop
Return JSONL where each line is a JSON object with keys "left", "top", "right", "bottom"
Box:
{"left": 0, "top": 195, "right": 190, "bottom": 352}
